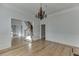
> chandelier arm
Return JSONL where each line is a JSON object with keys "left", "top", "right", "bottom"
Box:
{"left": 35, "top": 3, "right": 47, "bottom": 20}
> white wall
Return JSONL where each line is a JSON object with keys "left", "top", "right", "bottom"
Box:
{"left": 0, "top": 4, "right": 41, "bottom": 50}
{"left": 32, "top": 17, "right": 40, "bottom": 40}
{"left": 0, "top": 5, "right": 28, "bottom": 50}
{"left": 46, "top": 7, "right": 79, "bottom": 47}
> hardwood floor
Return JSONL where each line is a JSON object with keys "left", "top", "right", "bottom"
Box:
{"left": 0, "top": 38, "right": 79, "bottom": 56}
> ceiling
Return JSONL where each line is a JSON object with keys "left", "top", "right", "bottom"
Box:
{"left": 1, "top": 3, "right": 79, "bottom": 18}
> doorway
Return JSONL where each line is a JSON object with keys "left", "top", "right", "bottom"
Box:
{"left": 11, "top": 19, "right": 22, "bottom": 39}
{"left": 11, "top": 18, "right": 24, "bottom": 47}
{"left": 24, "top": 21, "right": 33, "bottom": 42}
{"left": 41, "top": 24, "right": 45, "bottom": 40}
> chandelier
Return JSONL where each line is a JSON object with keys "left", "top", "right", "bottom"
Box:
{"left": 35, "top": 4, "right": 47, "bottom": 20}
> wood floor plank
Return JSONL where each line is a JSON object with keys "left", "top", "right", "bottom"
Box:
{"left": 0, "top": 39, "right": 79, "bottom": 56}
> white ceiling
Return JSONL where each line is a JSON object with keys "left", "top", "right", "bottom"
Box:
{"left": 1, "top": 3, "right": 79, "bottom": 18}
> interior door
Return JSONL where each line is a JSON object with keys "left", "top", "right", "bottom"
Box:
{"left": 41, "top": 24, "right": 45, "bottom": 40}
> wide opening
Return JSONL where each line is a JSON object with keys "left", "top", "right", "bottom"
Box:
{"left": 11, "top": 18, "right": 33, "bottom": 47}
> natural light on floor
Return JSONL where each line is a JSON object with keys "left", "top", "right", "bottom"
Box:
{"left": 26, "top": 36, "right": 32, "bottom": 41}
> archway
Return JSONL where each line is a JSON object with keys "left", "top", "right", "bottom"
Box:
{"left": 24, "top": 21, "right": 33, "bottom": 42}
